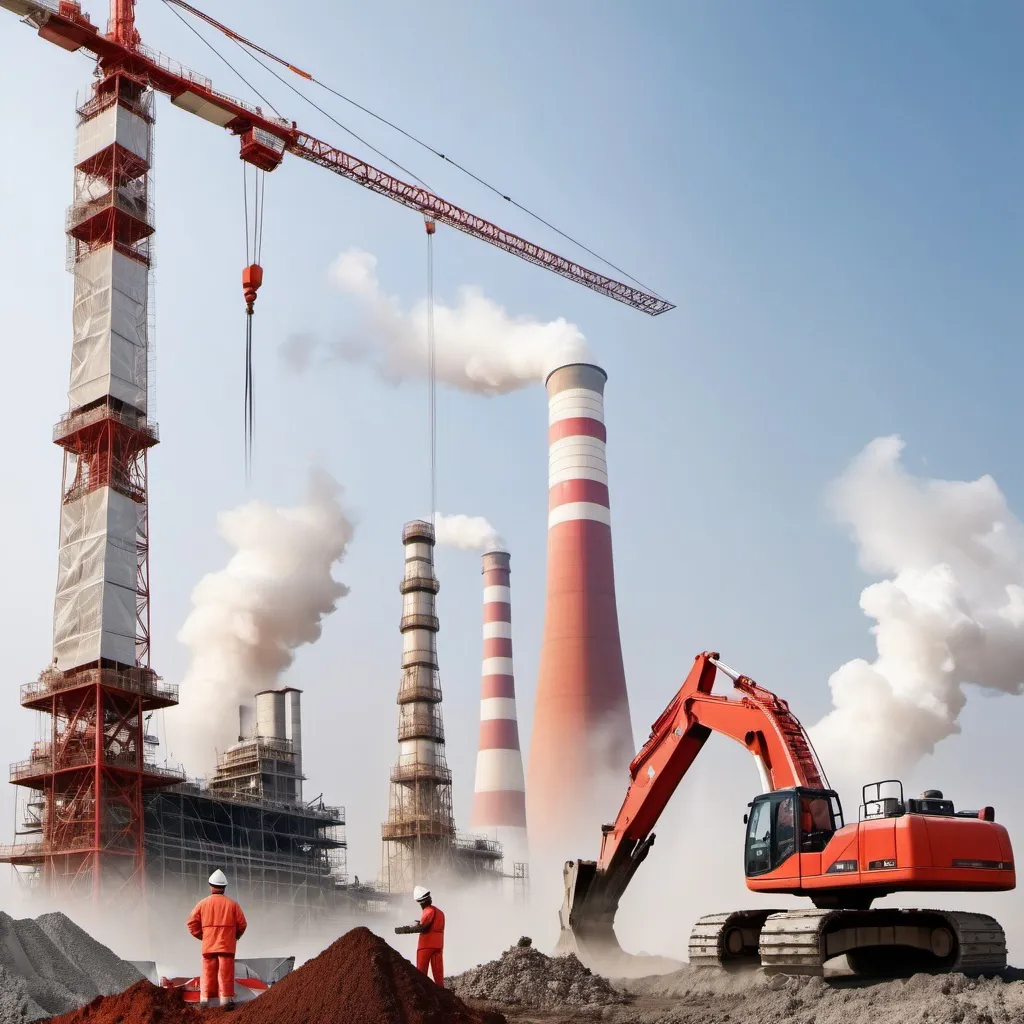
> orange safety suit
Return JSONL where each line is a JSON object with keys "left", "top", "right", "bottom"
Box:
{"left": 415, "top": 903, "right": 445, "bottom": 987}
{"left": 186, "top": 892, "right": 248, "bottom": 1002}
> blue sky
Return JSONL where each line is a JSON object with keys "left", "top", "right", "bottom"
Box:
{"left": 0, "top": 0, "right": 1022, "bottom": 953}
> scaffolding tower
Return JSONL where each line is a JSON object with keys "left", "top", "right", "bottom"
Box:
{"left": 380, "top": 521, "right": 502, "bottom": 892}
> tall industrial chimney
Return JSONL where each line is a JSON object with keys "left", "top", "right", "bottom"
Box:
{"left": 470, "top": 550, "right": 528, "bottom": 869}
{"left": 381, "top": 520, "right": 455, "bottom": 892}
{"left": 526, "top": 363, "right": 634, "bottom": 848}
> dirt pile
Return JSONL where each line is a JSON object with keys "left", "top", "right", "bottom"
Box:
{"left": 235, "top": 926, "right": 506, "bottom": 1024}
{"left": 618, "top": 965, "right": 1024, "bottom": 1024}
{"left": 450, "top": 942, "right": 628, "bottom": 1010}
{"left": 47, "top": 982, "right": 204, "bottom": 1024}
{"left": 0, "top": 912, "right": 143, "bottom": 1024}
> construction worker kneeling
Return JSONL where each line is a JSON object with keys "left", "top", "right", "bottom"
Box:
{"left": 187, "top": 869, "right": 248, "bottom": 1009}
{"left": 395, "top": 885, "right": 445, "bottom": 987}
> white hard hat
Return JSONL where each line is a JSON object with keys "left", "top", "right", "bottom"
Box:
{"left": 209, "top": 870, "right": 228, "bottom": 887}
{"left": 413, "top": 885, "right": 430, "bottom": 903}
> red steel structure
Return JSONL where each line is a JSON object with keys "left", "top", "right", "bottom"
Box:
{"left": 526, "top": 363, "right": 634, "bottom": 849}
{"left": 2, "top": 46, "right": 182, "bottom": 898}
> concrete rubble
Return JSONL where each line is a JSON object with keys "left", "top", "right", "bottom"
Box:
{"left": 0, "top": 911, "right": 142, "bottom": 1024}
{"left": 450, "top": 938, "right": 628, "bottom": 1011}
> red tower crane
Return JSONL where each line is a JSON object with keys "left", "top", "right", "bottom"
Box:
{"left": 0, "top": 0, "right": 671, "bottom": 901}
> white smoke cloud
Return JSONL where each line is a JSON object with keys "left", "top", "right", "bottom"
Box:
{"left": 280, "top": 249, "right": 588, "bottom": 394}
{"left": 810, "top": 436, "right": 1024, "bottom": 783}
{"left": 434, "top": 513, "right": 504, "bottom": 552}
{"left": 172, "top": 470, "right": 354, "bottom": 772}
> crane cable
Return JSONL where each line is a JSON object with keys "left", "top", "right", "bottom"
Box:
{"left": 242, "top": 163, "right": 267, "bottom": 480}
{"left": 425, "top": 218, "right": 437, "bottom": 526}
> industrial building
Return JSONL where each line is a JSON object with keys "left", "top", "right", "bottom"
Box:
{"left": 143, "top": 687, "right": 396, "bottom": 924}
{"left": 527, "top": 363, "right": 635, "bottom": 849}
{"left": 380, "top": 521, "right": 504, "bottom": 893}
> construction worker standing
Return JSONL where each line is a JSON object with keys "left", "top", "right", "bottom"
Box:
{"left": 186, "top": 870, "right": 248, "bottom": 1010}
{"left": 395, "top": 885, "right": 445, "bottom": 987}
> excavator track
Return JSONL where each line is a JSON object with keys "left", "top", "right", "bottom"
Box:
{"left": 688, "top": 910, "right": 785, "bottom": 970}
{"left": 758, "top": 908, "right": 1006, "bottom": 977}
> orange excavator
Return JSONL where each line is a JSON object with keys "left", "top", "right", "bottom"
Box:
{"left": 558, "top": 652, "right": 1014, "bottom": 977}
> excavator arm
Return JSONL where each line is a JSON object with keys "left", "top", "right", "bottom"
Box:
{"left": 557, "top": 651, "right": 828, "bottom": 969}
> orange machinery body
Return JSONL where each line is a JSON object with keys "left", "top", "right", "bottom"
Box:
{"left": 593, "top": 652, "right": 1014, "bottom": 911}
{"left": 743, "top": 787, "right": 1014, "bottom": 907}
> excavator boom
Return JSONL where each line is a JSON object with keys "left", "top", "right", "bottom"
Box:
{"left": 558, "top": 651, "right": 827, "bottom": 968}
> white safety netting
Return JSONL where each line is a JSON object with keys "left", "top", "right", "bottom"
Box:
{"left": 70, "top": 248, "right": 149, "bottom": 412}
{"left": 76, "top": 102, "right": 151, "bottom": 166}
{"left": 53, "top": 488, "right": 139, "bottom": 669}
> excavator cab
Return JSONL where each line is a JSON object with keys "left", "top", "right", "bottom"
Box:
{"left": 745, "top": 787, "right": 843, "bottom": 878}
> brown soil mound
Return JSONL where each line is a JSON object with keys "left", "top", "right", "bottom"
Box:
{"left": 46, "top": 981, "right": 204, "bottom": 1024}
{"left": 235, "top": 927, "right": 505, "bottom": 1024}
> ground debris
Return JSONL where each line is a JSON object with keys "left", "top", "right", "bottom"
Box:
{"left": 450, "top": 944, "right": 628, "bottom": 1010}
{"left": 46, "top": 982, "right": 203, "bottom": 1024}
{"left": 606, "top": 965, "right": 1024, "bottom": 1024}
{"left": 0, "top": 912, "right": 142, "bottom": 1024}
{"left": 234, "top": 926, "right": 505, "bottom": 1024}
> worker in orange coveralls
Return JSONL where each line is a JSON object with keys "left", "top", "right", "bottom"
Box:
{"left": 187, "top": 869, "right": 248, "bottom": 1010}
{"left": 395, "top": 885, "right": 446, "bottom": 987}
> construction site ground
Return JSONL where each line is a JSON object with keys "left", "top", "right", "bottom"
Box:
{"left": 453, "top": 946, "right": 1024, "bottom": 1024}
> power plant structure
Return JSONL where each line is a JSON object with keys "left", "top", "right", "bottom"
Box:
{"left": 470, "top": 550, "right": 529, "bottom": 873}
{"left": 526, "top": 363, "right": 635, "bottom": 849}
{"left": 143, "top": 687, "right": 396, "bottom": 925}
{"left": 380, "top": 521, "right": 503, "bottom": 893}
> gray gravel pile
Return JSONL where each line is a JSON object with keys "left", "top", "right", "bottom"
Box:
{"left": 617, "top": 965, "right": 1024, "bottom": 1024}
{"left": 36, "top": 913, "right": 143, "bottom": 995}
{"left": 0, "top": 911, "right": 142, "bottom": 1024}
{"left": 450, "top": 941, "right": 628, "bottom": 1010}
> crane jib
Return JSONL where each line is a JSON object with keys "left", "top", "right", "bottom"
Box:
{"left": 0, "top": 0, "right": 674, "bottom": 316}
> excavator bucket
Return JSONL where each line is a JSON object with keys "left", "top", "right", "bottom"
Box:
{"left": 556, "top": 858, "right": 680, "bottom": 977}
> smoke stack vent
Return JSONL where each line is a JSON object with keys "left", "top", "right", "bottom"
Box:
{"left": 526, "top": 362, "right": 634, "bottom": 847}
{"left": 470, "top": 549, "right": 528, "bottom": 867}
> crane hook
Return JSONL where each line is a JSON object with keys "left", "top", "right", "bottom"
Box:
{"left": 243, "top": 262, "right": 264, "bottom": 315}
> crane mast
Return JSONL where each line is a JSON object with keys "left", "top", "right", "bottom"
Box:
{"left": 108, "top": 0, "right": 137, "bottom": 46}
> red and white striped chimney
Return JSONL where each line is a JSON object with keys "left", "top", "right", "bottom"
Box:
{"left": 470, "top": 550, "right": 529, "bottom": 868}
{"left": 526, "top": 362, "right": 634, "bottom": 848}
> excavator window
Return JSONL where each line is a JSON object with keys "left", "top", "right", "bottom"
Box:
{"left": 746, "top": 789, "right": 841, "bottom": 876}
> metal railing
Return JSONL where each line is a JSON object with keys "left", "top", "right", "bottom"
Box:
{"left": 397, "top": 716, "right": 445, "bottom": 743}
{"left": 402, "top": 521, "right": 435, "bottom": 544}
{"left": 400, "top": 613, "right": 439, "bottom": 632}
{"left": 399, "top": 575, "right": 439, "bottom": 595}
{"left": 388, "top": 762, "right": 452, "bottom": 785}
{"left": 381, "top": 819, "right": 454, "bottom": 841}
{"left": 396, "top": 684, "right": 443, "bottom": 704}
{"left": 66, "top": 187, "right": 153, "bottom": 234}
{"left": 10, "top": 752, "right": 184, "bottom": 783}
{"left": 54, "top": 401, "right": 159, "bottom": 445}
{"left": 21, "top": 667, "right": 178, "bottom": 706}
